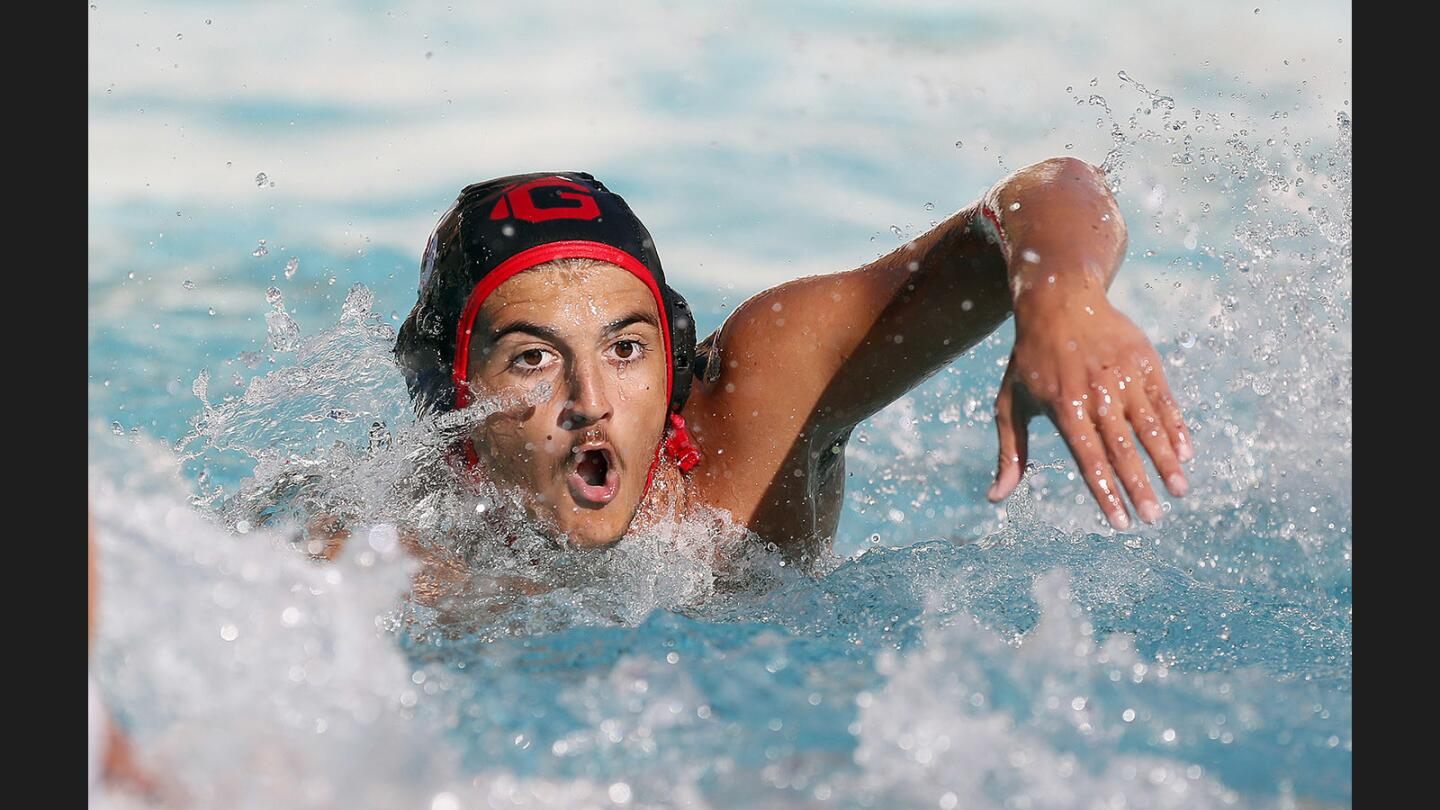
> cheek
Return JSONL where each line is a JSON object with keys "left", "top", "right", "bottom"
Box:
{"left": 475, "top": 407, "right": 556, "bottom": 470}
{"left": 616, "top": 368, "right": 670, "bottom": 467}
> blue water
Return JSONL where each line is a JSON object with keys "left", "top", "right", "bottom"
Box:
{"left": 90, "top": 2, "right": 1350, "bottom": 807}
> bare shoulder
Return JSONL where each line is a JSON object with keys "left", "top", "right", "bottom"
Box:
{"left": 676, "top": 279, "right": 875, "bottom": 553}
{"left": 681, "top": 276, "right": 853, "bottom": 473}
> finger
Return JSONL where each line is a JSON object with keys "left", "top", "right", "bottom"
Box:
{"left": 1126, "top": 387, "right": 1188, "bottom": 497}
{"left": 989, "top": 381, "right": 1031, "bottom": 502}
{"left": 1052, "top": 387, "right": 1132, "bottom": 530}
{"left": 1092, "top": 384, "right": 1162, "bottom": 524}
{"left": 1139, "top": 357, "right": 1194, "bottom": 462}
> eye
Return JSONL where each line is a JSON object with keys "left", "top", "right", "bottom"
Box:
{"left": 510, "top": 348, "right": 555, "bottom": 374}
{"left": 608, "top": 339, "right": 647, "bottom": 364}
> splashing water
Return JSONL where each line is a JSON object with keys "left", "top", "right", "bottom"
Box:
{"left": 90, "top": 73, "right": 1349, "bottom": 809}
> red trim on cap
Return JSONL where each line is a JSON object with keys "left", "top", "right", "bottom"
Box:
{"left": 450, "top": 240, "right": 677, "bottom": 493}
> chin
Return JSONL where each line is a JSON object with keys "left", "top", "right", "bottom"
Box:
{"left": 556, "top": 507, "right": 633, "bottom": 549}
{"left": 561, "top": 524, "right": 624, "bottom": 549}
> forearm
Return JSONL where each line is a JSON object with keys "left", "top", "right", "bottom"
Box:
{"left": 978, "top": 156, "right": 1127, "bottom": 320}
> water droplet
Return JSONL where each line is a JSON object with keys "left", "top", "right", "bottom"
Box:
{"left": 1089, "top": 77, "right": 1098, "bottom": 87}
{"left": 254, "top": 171, "right": 268, "bottom": 187}
{"left": 1179, "top": 331, "right": 1195, "bottom": 348}
{"left": 341, "top": 283, "right": 375, "bottom": 322}
{"left": 953, "top": 140, "right": 963, "bottom": 149}
{"left": 1117, "top": 69, "right": 1131, "bottom": 83}
{"left": 220, "top": 624, "right": 239, "bottom": 641}
{"left": 110, "top": 421, "right": 124, "bottom": 436}
{"left": 126, "top": 271, "right": 135, "bottom": 280}
{"left": 923, "top": 201, "right": 935, "bottom": 211}
{"left": 889, "top": 225, "right": 903, "bottom": 238}
{"left": 284, "top": 257, "right": 299, "bottom": 278}
{"left": 205, "top": 18, "right": 212, "bottom": 25}
{"left": 207, "top": 307, "right": 216, "bottom": 316}
{"left": 225, "top": 160, "right": 232, "bottom": 168}
{"left": 252, "top": 239, "right": 268, "bottom": 257}
{"left": 182, "top": 279, "right": 195, "bottom": 290}
{"left": 1008, "top": 201, "right": 1021, "bottom": 211}
{"left": 266, "top": 310, "right": 300, "bottom": 352}
{"left": 191, "top": 368, "right": 210, "bottom": 401}
{"left": 175, "top": 32, "right": 182, "bottom": 40}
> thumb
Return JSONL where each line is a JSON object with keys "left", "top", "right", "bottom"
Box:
{"left": 988, "top": 381, "right": 1030, "bottom": 502}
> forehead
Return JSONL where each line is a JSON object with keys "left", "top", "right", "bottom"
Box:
{"left": 478, "top": 261, "right": 659, "bottom": 331}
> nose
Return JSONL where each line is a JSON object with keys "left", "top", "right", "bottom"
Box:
{"left": 559, "top": 357, "right": 612, "bottom": 430}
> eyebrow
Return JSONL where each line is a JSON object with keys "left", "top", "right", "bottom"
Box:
{"left": 486, "top": 311, "right": 659, "bottom": 344}
{"left": 487, "top": 320, "right": 561, "bottom": 344}
{"left": 603, "top": 311, "right": 660, "bottom": 336}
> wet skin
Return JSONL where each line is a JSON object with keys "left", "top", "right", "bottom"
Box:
{"left": 672, "top": 156, "right": 1193, "bottom": 561}
{"left": 317, "top": 156, "right": 1194, "bottom": 566}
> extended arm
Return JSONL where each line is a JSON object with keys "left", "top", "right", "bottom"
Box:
{"left": 698, "top": 157, "right": 1192, "bottom": 530}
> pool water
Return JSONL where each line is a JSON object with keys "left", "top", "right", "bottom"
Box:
{"left": 89, "top": 2, "right": 1350, "bottom": 807}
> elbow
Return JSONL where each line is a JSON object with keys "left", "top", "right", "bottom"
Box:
{"left": 1034, "top": 155, "right": 1103, "bottom": 184}
{"left": 990, "top": 156, "right": 1105, "bottom": 206}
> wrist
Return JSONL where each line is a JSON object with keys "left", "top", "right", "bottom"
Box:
{"left": 1011, "top": 264, "right": 1111, "bottom": 319}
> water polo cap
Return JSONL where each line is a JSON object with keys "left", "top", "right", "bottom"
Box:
{"left": 395, "top": 172, "right": 701, "bottom": 478}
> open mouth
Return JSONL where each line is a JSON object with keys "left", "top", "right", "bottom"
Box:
{"left": 567, "top": 447, "right": 619, "bottom": 507}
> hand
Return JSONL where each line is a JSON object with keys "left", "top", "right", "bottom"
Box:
{"left": 987, "top": 293, "right": 1193, "bottom": 528}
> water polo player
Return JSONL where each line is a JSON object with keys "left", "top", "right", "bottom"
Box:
{"left": 393, "top": 163, "right": 1194, "bottom": 560}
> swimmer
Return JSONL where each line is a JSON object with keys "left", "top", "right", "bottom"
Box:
{"left": 378, "top": 162, "right": 1191, "bottom": 565}
{"left": 89, "top": 512, "right": 165, "bottom": 802}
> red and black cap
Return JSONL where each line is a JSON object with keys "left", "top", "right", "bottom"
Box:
{"left": 395, "top": 172, "right": 696, "bottom": 416}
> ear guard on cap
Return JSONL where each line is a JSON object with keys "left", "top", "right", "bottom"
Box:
{"left": 395, "top": 309, "right": 456, "bottom": 415}
{"left": 663, "top": 283, "right": 696, "bottom": 415}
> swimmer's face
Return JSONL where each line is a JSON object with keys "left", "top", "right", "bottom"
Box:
{"left": 466, "top": 261, "right": 668, "bottom": 548}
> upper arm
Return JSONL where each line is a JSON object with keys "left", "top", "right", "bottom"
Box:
{"left": 694, "top": 201, "right": 1012, "bottom": 448}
